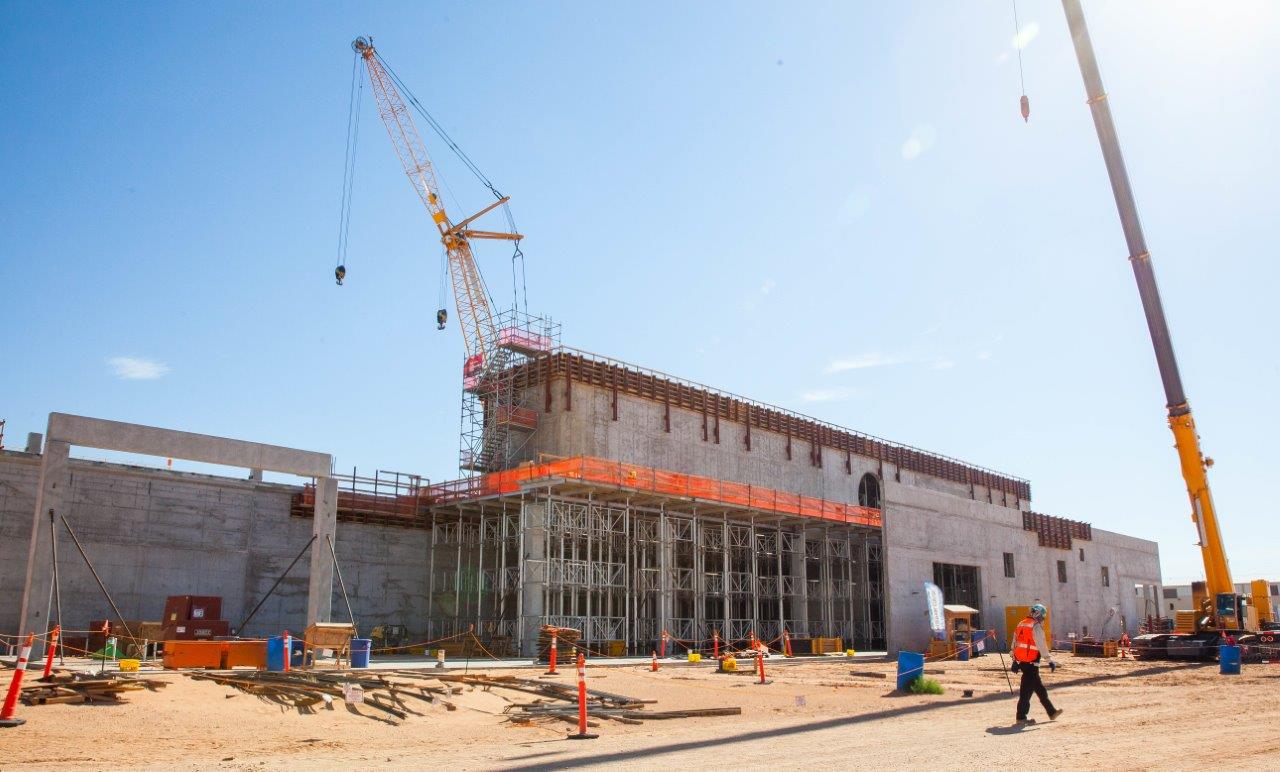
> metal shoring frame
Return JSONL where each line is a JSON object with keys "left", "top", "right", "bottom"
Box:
{"left": 721, "top": 512, "right": 730, "bottom": 644}
{"left": 750, "top": 514, "right": 759, "bottom": 642}
{"left": 776, "top": 519, "right": 785, "bottom": 638}
{"left": 691, "top": 507, "right": 699, "bottom": 647}
{"left": 658, "top": 503, "right": 667, "bottom": 646}
{"left": 585, "top": 491, "right": 593, "bottom": 649}
{"left": 623, "top": 496, "right": 631, "bottom": 653}
{"left": 476, "top": 508, "right": 485, "bottom": 635}
{"left": 454, "top": 506, "right": 464, "bottom": 630}
{"left": 428, "top": 509, "right": 437, "bottom": 638}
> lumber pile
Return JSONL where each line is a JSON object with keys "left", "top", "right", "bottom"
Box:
{"left": 535, "top": 625, "right": 581, "bottom": 662}
{"left": 21, "top": 671, "right": 168, "bottom": 706}
{"left": 189, "top": 668, "right": 739, "bottom": 727}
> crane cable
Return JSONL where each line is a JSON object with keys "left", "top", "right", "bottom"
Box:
{"left": 1012, "top": 0, "right": 1030, "bottom": 122}
{"left": 373, "top": 50, "right": 527, "bottom": 314}
{"left": 335, "top": 48, "right": 364, "bottom": 284}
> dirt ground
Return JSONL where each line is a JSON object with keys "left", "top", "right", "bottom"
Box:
{"left": 5, "top": 653, "right": 1278, "bottom": 770}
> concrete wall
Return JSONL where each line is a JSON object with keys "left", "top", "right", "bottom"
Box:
{"left": 514, "top": 379, "right": 1163, "bottom": 652}
{"left": 516, "top": 382, "right": 1019, "bottom": 507}
{"left": 881, "top": 480, "right": 1161, "bottom": 652}
{"left": 0, "top": 451, "right": 430, "bottom": 640}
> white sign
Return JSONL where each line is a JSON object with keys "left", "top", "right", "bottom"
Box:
{"left": 924, "top": 582, "right": 946, "bottom": 637}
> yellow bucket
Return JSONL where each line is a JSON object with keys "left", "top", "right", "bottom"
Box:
{"left": 720, "top": 656, "right": 738, "bottom": 672}
{"left": 845, "top": 649, "right": 858, "bottom": 657}
{"left": 687, "top": 652, "right": 702, "bottom": 663}
{"left": 119, "top": 658, "right": 140, "bottom": 672}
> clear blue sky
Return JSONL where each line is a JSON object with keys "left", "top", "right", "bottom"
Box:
{"left": 2, "top": 1, "right": 1276, "bottom": 584}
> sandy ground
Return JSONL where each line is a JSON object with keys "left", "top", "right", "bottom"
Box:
{"left": 4, "top": 654, "right": 1278, "bottom": 770}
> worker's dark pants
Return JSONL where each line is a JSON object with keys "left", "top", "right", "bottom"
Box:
{"left": 1016, "top": 662, "right": 1056, "bottom": 720}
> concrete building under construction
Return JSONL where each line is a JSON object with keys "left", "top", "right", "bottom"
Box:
{"left": 1, "top": 345, "right": 1162, "bottom": 656}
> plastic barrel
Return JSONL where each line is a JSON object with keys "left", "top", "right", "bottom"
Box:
{"left": 897, "top": 651, "right": 925, "bottom": 690}
{"left": 1219, "top": 644, "right": 1241, "bottom": 675}
{"left": 266, "top": 636, "right": 285, "bottom": 671}
{"left": 351, "top": 638, "right": 371, "bottom": 668}
{"left": 957, "top": 643, "right": 970, "bottom": 662}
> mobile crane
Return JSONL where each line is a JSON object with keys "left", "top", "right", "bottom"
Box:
{"left": 1060, "top": 0, "right": 1273, "bottom": 658}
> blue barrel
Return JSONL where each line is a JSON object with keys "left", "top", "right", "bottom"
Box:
{"left": 266, "top": 636, "right": 306, "bottom": 671}
{"left": 266, "top": 636, "right": 286, "bottom": 671}
{"left": 1220, "top": 644, "right": 1241, "bottom": 675}
{"left": 351, "top": 638, "right": 371, "bottom": 668}
{"left": 897, "top": 651, "right": 925, "bottom": 690}
{"left": 957, "top": 643, "right": 970, "bottom": 662}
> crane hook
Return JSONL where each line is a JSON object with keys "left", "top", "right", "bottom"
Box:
{"left": 335, "top": 265, "right": 346, "bottom": 286}
{"left": 1020, "top": 94, "right": 1030, "bottom": 123}
{"left": 436, "top": 308, "right": 448, "bottom": 330}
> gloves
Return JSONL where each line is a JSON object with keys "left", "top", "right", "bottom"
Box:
{"left": 1010, "top": 660, "right": 1021, "bottom": 673}
{"left": 1048, "top": 661, "right": 1057, "bottom": 673}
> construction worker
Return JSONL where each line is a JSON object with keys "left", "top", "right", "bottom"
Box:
{"left": 1010, "top": 603, "right": 1063, "bottom": 726}
{"left": 1118, "top": 631, "right": 1132, "bottom": 659}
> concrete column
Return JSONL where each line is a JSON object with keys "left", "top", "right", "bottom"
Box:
{"left": 520, "top": 501, "right": 547, "bottom": 656}
{"left": 305, "top": 476, "right": 338, "bottom": 629}
{"left": 18, "top": 439, "right": 70, "bottom": 655}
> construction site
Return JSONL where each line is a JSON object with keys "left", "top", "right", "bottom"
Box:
{"left": 2, "top": 2, "right": 1277, "bottom": 768}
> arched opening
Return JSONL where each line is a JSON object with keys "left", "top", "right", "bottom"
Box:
{"left": 858, "top": 473, "right": 881, "bottom": 509}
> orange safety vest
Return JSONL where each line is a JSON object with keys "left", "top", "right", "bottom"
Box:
{"left": 1013, "top": 617, "right": 1040, "bottom": 663}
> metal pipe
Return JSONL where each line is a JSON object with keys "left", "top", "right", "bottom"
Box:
{"left": 325, "top": 535, "right": 356, "bottom": 627}
{"left": 59, "top": 515, "right": 136, "bottom": 643}
{"left": 237, "top": 535, "right": 316, "bottom": 632}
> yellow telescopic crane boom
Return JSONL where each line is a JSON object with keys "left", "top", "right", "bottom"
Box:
{"left": 1061, "top": 1, "right": 1235, "bottom": 623}
{"left": 352, "top": 36, "right": 520, "bottom": 366}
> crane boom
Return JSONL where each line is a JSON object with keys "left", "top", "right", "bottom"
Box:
{"left": 1061, "top": 1, "right": 1234, "bottom": 606}
{"left": 353, "top": 37, "right": 497, "bottom": 364}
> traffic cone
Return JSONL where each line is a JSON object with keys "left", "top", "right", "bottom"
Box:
{"left": 754, "top": 648, "right": 769, "bottom": 685}
{"left": 567, "top": 653, "right": 598, "bottom": 740}
{"left": 783, "top": 629, "right": 794, "bottom": 658}
{"left": 712, "top": 630, "right": 720, "bottom": 660}
{"left": 544, "top": 633, "right": 559, "bottom": 676}
{"left": 1, "top": 633, "right": 35, "bottom": 728}
{"left": 41, "top": 625, "right": 60, "bottom": 680}
{"left": 651, "top": 650, "right": 659, "bottom": 672}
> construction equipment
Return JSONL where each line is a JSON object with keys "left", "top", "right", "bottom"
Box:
{"left": 370, "top": 624, "right": 407, "bottom": 651}
{"left": 346, "top": 37, "right": 558, "bottom": 474}
{"left": 1060, "top": 0, "right": 1266, "bottom": 658}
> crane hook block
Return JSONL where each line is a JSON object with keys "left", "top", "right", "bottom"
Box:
{"left": 1020, "top": 94, "right": 1030, "bottom": 123}
{"left": 436, "top": 308, "right": 448, "bottom": 330}
{"left": 335, "top": 265, "right": 346, "bottom": 286}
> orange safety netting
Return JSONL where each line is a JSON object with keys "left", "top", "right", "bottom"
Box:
{"left": 426, "top": 456, "right": 882, "bottom": 528}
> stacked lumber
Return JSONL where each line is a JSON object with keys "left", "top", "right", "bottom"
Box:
{"left": 535, "top": 625, "right": 581, "bottom": 662}
{"left": 21, "top": 671, "right": 168, "bottom": 705}
{"left": 190, "top": 668, "right": 740, "bottom": 728}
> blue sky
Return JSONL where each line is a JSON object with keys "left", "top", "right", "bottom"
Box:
{"left": 2, "top": 1, "right": 1276, "bottom": 584}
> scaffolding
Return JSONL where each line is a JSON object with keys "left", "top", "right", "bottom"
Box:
{"left": 459, "top": 308, "right": 560, "bottom": 474}
{"left": 295, "top": 456, "right": 885, "bottom": 655}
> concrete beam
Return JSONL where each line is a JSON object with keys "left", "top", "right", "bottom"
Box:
{"left": 46, "top": 413, "right": 331, "bottom": 478}
{"left": 18, "top": 413, "right": 335, "bottom": 649}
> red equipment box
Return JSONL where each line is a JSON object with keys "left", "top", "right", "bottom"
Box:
{"left": 163, "top": 595, "right": 223, "bottom": 623}
{"left": 161, "top": 619, "right": 231, "bottom": 640}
